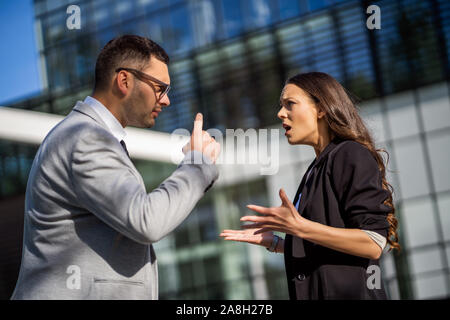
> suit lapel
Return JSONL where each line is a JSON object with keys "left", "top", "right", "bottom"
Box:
{"left": 290, "top": 137, "right": 343, "bottom": 258}
{"left": 72, "top": 101, "right": 109, "bottom": 131}
{"left": 290, "top": 160, "right": 316, "bottom": 258}
{"left": 71, "top": 101, "right": 143, "bottom": 183}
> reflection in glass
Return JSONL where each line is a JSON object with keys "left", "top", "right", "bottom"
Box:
{"left": 169, "top": 4, "right": 194, "bottom": 54}
{"left": 277, "top": 0, "right": 301, "bottom": 20}
{"left": 190, "top": 0, "right": 217, "bottom": 47}
{"left": 244, "top": 0, "right": 272, "bottom": 29}
{"left": 220, "top": 0, "right": 243, "bottom": 38}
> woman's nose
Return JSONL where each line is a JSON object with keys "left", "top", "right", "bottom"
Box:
{"left": 277, "top": 107, "right": 286, "bottom": 120}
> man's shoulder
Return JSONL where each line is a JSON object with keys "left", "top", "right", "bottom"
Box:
{"left": 47, "top": 109, "right": 113, "bottom": 143}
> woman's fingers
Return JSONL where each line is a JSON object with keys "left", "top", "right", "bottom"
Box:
{"left": 219, "top": 230, "right": 259, "bottom": 244}
{"left": 240, "top": 215, "right": 269, "bottom": 223}
{"left": 246, "top": 205, "right": 273, "bottom": 215}
{"left": 220, "top": 227, "right": 274, "bottom": 246}
{"left": 279, "top": 188, "right": 297, "bottom": 211}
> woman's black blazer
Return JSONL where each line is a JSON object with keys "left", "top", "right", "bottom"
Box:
{"left": 284, "top": 137, "right": 391, "bottom": 300}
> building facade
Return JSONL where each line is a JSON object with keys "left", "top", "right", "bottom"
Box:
{"left": 0, "top": 0, "right": 449, "bottom": 299}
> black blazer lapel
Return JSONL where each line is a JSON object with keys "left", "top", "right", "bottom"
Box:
{"left": 290, "top": 160, "right": 316, "bottom": 258}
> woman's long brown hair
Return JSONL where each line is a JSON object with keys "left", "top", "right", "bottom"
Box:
{"left": 287, "top": 72, "right": 400, "bottom": 252}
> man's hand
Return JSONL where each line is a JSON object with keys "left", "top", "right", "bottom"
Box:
{"left": 182, "top": 113, "right": 221, "bottom": 163}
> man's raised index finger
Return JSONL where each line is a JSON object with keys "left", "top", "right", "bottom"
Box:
{"left": 193, "top": 113, "right": 203, "bottom": 134}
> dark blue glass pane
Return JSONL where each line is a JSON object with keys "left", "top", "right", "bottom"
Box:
{"left": 308, "top": 0, "right": 328, "bottom": 11}
{"left": 138, "top": 0, "right": 167, "bottom": 14}
{"left": 278, "top": 0, "right": 301, "bottom": 20}
{"left": 190, "top": 0, "right": 219, "bottom": 47}
{"left": 244, "top": 0, "right": 273, "bottom": 29}
{"left": 221, "top": 0, "right": 243, "bottom": 38}
{"left": 169, "top": 4, "right": 194, "bottom": 54}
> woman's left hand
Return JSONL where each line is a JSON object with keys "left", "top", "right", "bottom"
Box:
{"left": 242, "top": 189, "right": 310, "bottom": 238}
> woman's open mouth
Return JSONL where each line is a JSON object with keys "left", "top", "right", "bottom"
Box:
{"left": 283, "top": 123, "right": 292, "bottom": 135}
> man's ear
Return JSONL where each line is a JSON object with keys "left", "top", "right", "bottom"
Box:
{"left": 116, "top": 70, "right": 129, "bottom": 95}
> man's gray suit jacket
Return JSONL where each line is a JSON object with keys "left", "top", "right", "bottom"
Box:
{"left": 11, "top": 101, "right": 218, "bottom": 300}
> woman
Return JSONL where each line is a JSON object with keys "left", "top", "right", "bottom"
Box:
{"left": 220, "top": 72, "right": 400, "bottom": 300}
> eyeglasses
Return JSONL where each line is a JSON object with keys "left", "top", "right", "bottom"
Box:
{"left": 115, "top": 67, "right": 171, "bottom": 101}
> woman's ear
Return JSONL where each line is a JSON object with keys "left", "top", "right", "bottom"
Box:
{"left": 317, "top": 107, "right": 326, "bottom": 119}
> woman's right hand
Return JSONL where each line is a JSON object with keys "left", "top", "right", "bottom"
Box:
{"left": 219, "top": 228, "right": 274, "bottom": 249}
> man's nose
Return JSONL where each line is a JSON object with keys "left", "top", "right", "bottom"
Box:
{"left": 159, "top": 94, "right": 170, "bottom": 107}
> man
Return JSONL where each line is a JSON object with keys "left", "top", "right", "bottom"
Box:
{"left": 11, "top": 35, "right": 220, "bottom": 299}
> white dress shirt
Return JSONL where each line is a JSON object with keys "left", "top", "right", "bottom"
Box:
{"left": 83, "top": 96, "right": 126, "bottom": 143}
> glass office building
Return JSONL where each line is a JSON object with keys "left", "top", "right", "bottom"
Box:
{"left": 0, "top": 0, "right": 449, "bottom": 299}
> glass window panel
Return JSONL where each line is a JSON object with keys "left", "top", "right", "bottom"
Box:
{"left": 46, "top": 0, "right": 65, "bottom": 12}
{"left": 142, "top": 14, "right": 164, "bottom": 45}
{"left": 137, "top": 0, "right": 167, "bottom": 14}
{"left": 447, "top": 246, "right": 450, "bottom": 272}
{"left": 92, "top": 0, "right": 116, "bottom": 30}
{"left": 158, "top": 262, "right": 178, "bottom": 295}
{"left": 413, "top": 273, "right": 448, "bottom": 299}
{"left": 387, "top": 279, "right": 401, "bottom": 300}
{"left": 277, "top": 0, "right": 301, "bottom": 20}
{"left": 203, "top": 255, "right": 223, "bottom": 287}
{"left": 43, "top": 11, "right": 66, "bottom": 47}
{"left": 74, "top": 36, "right": 98, "bottom": 85}
{"left": 190, "top": 0, "right": 218, "bottom": 47}
{"left": 243, "top": 0, "right": 272, "bottom": 30}
{"left": 266, "top": 163, "right": 299, "bottom": 208}
{"left": 220, "top": 0, "right": 243, "bottom": 38}
{"left": 47, "top": 49, "right": 70, "bottom": 93}
{"left": 386, "top": 92, "right": 420, "bottom": 140}
{"left": 419, "top": 83, "right": 450, "bottom": 132}
{"left": 427, "top": 132, "right": 450, "bottom": 193}
{"left": 360, "top": 100, "right": 387, "bottom": 143}
{"left": 174, "top": 212, "right": 197, "bottom": 248}
{"left": 197, "top": 207, "right": 217, "bottom": 243}
{"left": 392, "top": 139, "right": 430, "bottom": 199}
{"left": 297, "top": 144, "right": 316, "bottom": 163}
{"left": 53, "top": 94, "right": 76, "bottom": 116}
{"left": 380, "top": 251, "right": 397, "bottom": 280}
{"left": 34, "top": 0, "right": 47, "bottom": 16}
{"left": 32, "top": 102, "right": 50, "bottom": 112}
{"left": 437, "top": 193, "right": 450, "bottom": 242}
{"left": 402, "top": 197, "right": 438, "bottom": 248}
{"left": 96, "top": 28, "right": 116, "bottom": 49}
{"left": 168, "top": 4, "right": 194, "bottom": 54}
{"left": 177, "top": 260, "right": 195, "bottom": 291}
{"left": 115, "top": 1, "right": 136, "bottom": 23}
{"left": 409, "top": 247, "right": 444, "bottom": 275}
{"left": 308, "top": 0, "right": 329, "bottom": 11}
{"left": 221, "top": 41, "right": 246, "bottom": 69}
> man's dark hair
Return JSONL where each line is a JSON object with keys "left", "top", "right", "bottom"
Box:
{"left": 94, "top": 35, "right": 169, "bottom": 92}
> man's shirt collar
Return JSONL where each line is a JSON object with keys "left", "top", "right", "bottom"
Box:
{"left": 83, "top": 96, "right": 126, "bottom": 142}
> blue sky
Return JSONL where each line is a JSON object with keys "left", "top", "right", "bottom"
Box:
{"left": 0, "top": 1, "right": 41, "bottom": 105}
